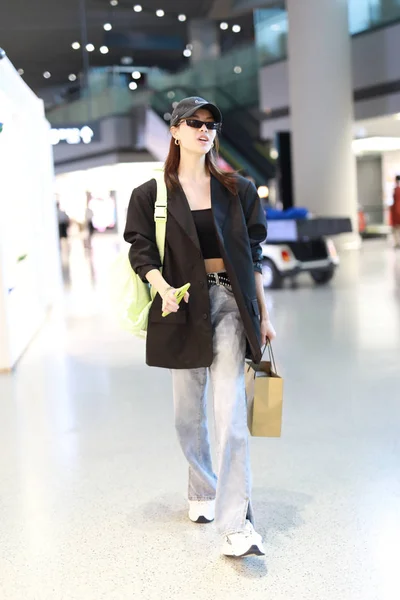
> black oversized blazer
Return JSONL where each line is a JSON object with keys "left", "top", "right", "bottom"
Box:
{"left": 123, "top": 174, "right": 267, "bottom": 369}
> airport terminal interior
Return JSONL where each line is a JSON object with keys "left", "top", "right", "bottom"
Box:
{"left": 1, "top": 0, "right": 400, "bottom": 598}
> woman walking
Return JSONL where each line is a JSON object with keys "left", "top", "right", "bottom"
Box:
{"left": 392, "top": 175, "right": 400, "bottom": 248}
{"left": 124, "top": 97, "right": 276, "bottom": 558}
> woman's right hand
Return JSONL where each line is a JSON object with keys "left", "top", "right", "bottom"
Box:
{"left": 161, "top": 287, "right": 190, "bottom": 314}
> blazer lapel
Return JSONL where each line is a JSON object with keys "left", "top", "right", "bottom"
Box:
{"left": 166, "top": 176, "right": 233, "bottom": 252}
{"left": 211, "top": 175, "right": 232, "bottom": 237}
{"left": 167, "top": 184, "right": 201, "bottom": 252}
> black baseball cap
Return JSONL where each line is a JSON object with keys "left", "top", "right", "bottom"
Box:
{"left": 170, "top": 96, "right": 222, "bottom": 126}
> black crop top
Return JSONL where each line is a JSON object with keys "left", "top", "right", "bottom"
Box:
{"left": 191, "top": 209, "right": 222, "bottom": 259}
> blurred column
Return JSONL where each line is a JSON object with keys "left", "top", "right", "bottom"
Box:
{"left": 286, "top": 0, "right": 358, "bottom": 234}
{"left": 188, "top": 19, "right": 220, "bottom": 63}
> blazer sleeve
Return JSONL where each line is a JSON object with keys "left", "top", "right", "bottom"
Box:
{"left": 123, "top": 179, "right": 162, "bottom": 282}
{"left": 241, "top": 181, "right": 268, "bottom": 274}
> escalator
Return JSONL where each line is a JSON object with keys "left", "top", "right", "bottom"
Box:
{"left": 150, "top": 84, "right": 276, "bottom": 185}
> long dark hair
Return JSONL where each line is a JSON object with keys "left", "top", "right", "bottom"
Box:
{"left": 164, "top": 134, "right": 238, "bottom": 196}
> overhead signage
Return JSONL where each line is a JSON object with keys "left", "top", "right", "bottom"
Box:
{"left": 50, "top": 123, "right": 100, "bottom": 145}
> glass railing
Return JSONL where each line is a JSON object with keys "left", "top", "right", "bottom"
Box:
{"left": 255, "top": 0, "right": 400, "bottom": 67}
{"left": 148, "top": 44, "right": 260, "bottom": 109}
{"left": 48, "top": 87, "right": 151, "bottom": 124}
{"left": 47, "top": 74, "right": 258, "bottom": 127}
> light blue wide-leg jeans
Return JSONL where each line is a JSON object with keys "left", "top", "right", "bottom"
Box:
{"left": 171, "top": 284, "right": 255, "bottom": 537}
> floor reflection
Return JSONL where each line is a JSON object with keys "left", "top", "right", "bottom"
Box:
{"left": 60, "top": 230, "right": 121, "bottom": 289}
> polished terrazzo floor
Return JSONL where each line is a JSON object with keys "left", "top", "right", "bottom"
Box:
{"left": 0, "top": 236, "right": 399, "bottom": 600}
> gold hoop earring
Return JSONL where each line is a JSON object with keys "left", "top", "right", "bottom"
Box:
{"left": 175, "top": 139, "right": 180, "bottom": 146}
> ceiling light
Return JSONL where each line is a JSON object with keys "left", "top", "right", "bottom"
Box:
{"left": 232, "top": 25, "right": 241, "bottom": 33}
{"left": 121, "top": 56, "right": 133, "bottom": 64}
{"left": 164, "top": 112, "right": 172, "bottom": 121}
{"left": 129, "top": 82, "right": 138, "bottom": 90}
{"left": 270, "top": 149, "right": 279, "bottom": 160}
{"left": 220, "top": 22, "right": 228, "bottom": 30}
{"left": 156, "top": 9, "right": 165, "bottom": 17}
{"left": 167, "top": 91, "right": 175, "bottom": 99}
{"left": 258, "top": 186, "right": 269, "bottom": 199}
{"left": 86, "top": 44, "right": 95, "bottom": 52}
{"left": 110, "top": 0, "right": 118, "bottom": 5}
{"left": 103, "top": 23, "right": 112, "bottom": 31}
{"left": 233, "top": 65, "right": 242, "bottom": 74}
{"left": 43, "top": 71, "right": 51, "bottom": 79}
{"left": 18, "top": 68, "right": 24, "bottom": 75}
{"left": 133, "top": 4, "right": 142, "bottom": 11}
{"left": 68, "top": 74, "right": 77, "bottom": 82}
{"left": 186, "top": 43, "right": 193, "bottom": 50}
{"left": 132, "top": 70, "right": 141, "bottom": 79}
{"left": 100, "top": 46, "right": 109, "bottom": 54}
{"left": 72, "top": 42, "right": 80, "bottom": 50}
{"left": 178, "top": 14, "right": 186, "bottom": 22}
{"left": 183, "top": 49, "right": 192, "bottom": 57}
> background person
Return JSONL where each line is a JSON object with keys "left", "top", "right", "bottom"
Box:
{"left": 56, "top": 202, "right": 69, "bottom": 241}
{"left": 85, "top": 203, "right": 94, "bottom": 248}
{"left": 392, "top": 175, "right": 400, "bottom": 248}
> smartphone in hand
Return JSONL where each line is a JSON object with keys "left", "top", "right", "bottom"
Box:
{"left": 162, "top": 283, "right": 191, "bottom": 317}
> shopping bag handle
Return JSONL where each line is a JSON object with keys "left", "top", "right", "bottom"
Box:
{"left": 261, "top": 339, "right": 278, "bottom": 375}
{"left": 246, "top": 339, "right": 278, "bottom": 378}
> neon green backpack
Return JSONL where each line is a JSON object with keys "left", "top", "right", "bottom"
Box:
{"left": 110, "top": 172, "right": 167, "bottom": 338}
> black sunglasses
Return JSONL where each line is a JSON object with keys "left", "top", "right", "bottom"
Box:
{"left": 183, "top": 119, "right": 221, "bottom": 131}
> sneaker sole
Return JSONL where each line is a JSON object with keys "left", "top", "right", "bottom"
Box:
{"left": 223, "top": 543, "right": 266, "bottom": 558}
{"left": 190, "top": 515, "right": 214, "bottom": 524}
{"left": 240, "top": 544, "right": 265, "bottom": 557}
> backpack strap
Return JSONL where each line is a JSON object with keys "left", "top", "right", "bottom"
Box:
{"left": 153, "top": 170, "right": 167, "bottom": 269}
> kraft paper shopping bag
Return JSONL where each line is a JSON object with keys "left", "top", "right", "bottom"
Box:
{"left": 245, "top": 343, "right": 283, "bottom": 437}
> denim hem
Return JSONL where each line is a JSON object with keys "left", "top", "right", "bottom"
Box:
{"left": 188, "top": 496, "right": 216, "bottom": 502}
{"left": 220, "top": 526, "right": 247, "bottom": 538}
{"left": 217, "top": 499, "right": 249, "bottom": 537}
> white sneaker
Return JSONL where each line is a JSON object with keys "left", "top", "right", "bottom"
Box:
{"left": 222, "top": 521, "right": 265, "bottom": 557}
{"left": 188, "top": 500, "right": 215, "bottom": 523}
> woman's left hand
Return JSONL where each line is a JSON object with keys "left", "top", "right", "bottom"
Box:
{"left": 260, "top": 317, "right": 277, "bottom": 346}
